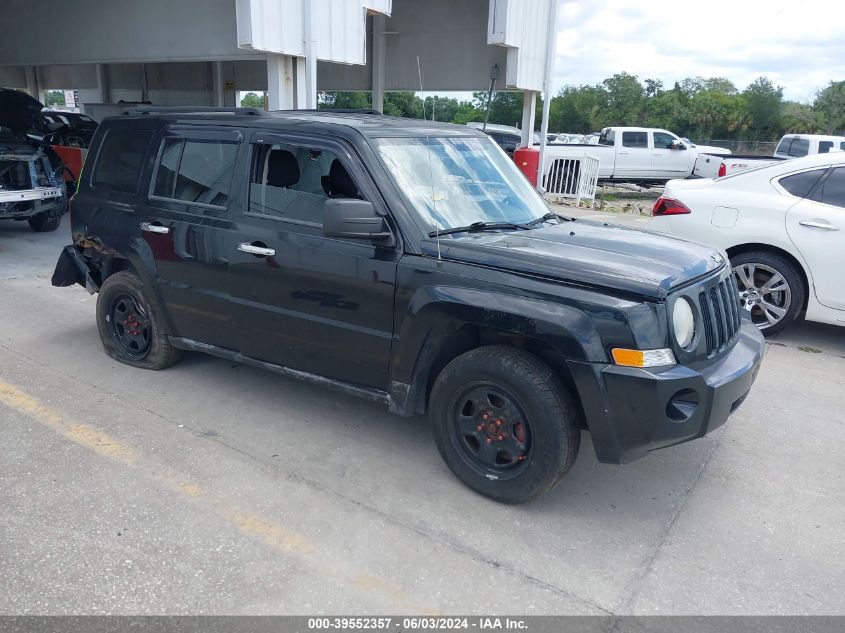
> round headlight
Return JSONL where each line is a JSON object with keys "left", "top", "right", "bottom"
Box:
{"left": 673, "top": 298, "right": 696, "bottom": 349}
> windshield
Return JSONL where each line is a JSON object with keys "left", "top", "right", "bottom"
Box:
{"left": 373, "top": 136, "right": 550, "bottom": 233}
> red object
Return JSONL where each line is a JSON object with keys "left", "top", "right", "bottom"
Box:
{"left": 652, "top": 197, "right": 692, "bottom": 216}
{"left": 717, "top": 163, "right": 727, "bottom": 177}
{"left": 513, "top": 147, "right": 540, "bottom": 187}
{"left": 52, "top": 145, "right": 86, "bottom": 182}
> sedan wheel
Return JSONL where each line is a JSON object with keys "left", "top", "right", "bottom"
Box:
{"left": 730, "top": 251, "right": 805, "bottom": 335}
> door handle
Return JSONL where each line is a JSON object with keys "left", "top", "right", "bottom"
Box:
{"left": 799, "top": 220, "right": 839, "bottom": 231}
{"left": 140, "top": 222, "right": 170, "bottom": 234}
{"left": 238, "top": 242, "right": 276, "bottom": 257}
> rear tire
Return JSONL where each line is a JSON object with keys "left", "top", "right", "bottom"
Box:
{"left": 730, "top": 251, "right": 805, "bottom": 336}
{"left": 28, "top": 212, "right": 61, "bottom": 232}
{"left": 430, "top": 346, "right": 580, "bottom": 504}
{"left": 96, "top": 271, "right": 182, "bottom": 370}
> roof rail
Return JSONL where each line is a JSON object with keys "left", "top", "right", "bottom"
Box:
{"left": 124, "top": 106, "right": 265, "bottom": 116}
{"left": 269, "top": 108, "right": 383, "bottom": 115}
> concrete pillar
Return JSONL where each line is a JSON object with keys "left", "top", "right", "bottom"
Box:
{"left": 302, "top": 0, "right": 317, "bottom": 109}
{"left": 520, "top": 90, "right": 537, "bottom": 147}
{"left": 96, "top": 64, "right": 110, "bottom": 103}
{"left": 24, "top": 66, "right": 39, "bottom": 98}
{"left": 267, "top": 54, "right": 295, "bottom": 110}
{"left": 212, "top": 61, "right": 225, "bottom": 107}
{"left": 371, "top": 14, "right": 387, "bottom": 112}
{"left": 293, "top": 57, "right": 307, "bottom": 109}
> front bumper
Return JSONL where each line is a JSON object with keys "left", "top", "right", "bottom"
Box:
{"left": 569, "top": 322, "right": 765, "bottom": 464}
{"left": 0, "top": 186, "right": 66, "bottom": 220}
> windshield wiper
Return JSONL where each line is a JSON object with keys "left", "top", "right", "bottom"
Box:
{"left": 525, "top": 211, "right": 576, "bottom": 226}
{"left": 428, "top": 221, "right": 531, "bottom": 238}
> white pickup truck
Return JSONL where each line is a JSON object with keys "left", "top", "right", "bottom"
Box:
{"left": 542, "top": 126, "right": 725, "bottom": 184}
{"left": 693, "top": 133, "right": 845, "bottom": 178}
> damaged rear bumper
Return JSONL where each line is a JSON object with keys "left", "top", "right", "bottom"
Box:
{"left": 51, "top": 244, "right": 98, "bottom": 294}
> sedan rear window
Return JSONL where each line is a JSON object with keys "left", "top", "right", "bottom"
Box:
{"left": 778, "top": 169, "right": 826, "bottom": 198}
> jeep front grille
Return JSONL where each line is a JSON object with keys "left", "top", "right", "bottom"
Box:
{"left": 698, "top": 274, "right": 741, "bottom": 356}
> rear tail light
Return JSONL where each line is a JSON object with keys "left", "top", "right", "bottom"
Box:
{"left": 652, "top": 197, "right": 692, "bottom": 216}
{"left": 717, "top": 163, "right": 726, "bottom": 177}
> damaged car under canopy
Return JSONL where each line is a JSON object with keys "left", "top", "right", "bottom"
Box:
{"left": 0, "top": 89, "right": 72, "bottom": 232}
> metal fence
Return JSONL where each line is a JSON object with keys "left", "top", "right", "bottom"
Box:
{"left": 542, "top": 154, "right": 600, "bottom": 206}
{"left": 690, "top": 139, "right": 778, "bottom": 155}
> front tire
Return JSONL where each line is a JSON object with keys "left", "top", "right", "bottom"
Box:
{"left": 731, "top": 251, "right": 805, "bottom": 335}
{"left": 430, "top": 346, "right": 580, "bottom": 504}
{"left": 96, "top": 271, "right": 182, "bottom": 370}
{"left": 28, "top": 212, "right": 61, "bottom": 232}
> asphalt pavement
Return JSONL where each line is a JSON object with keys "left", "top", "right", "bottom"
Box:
{"left": 1, "top": 215, "right": 843, "bottom": 615}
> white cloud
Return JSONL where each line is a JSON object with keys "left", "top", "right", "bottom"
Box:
{"left": 553, "top": 0, "right": 845, "bottom": 102}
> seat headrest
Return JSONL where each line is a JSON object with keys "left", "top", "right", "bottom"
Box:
{"left": 266, "top": 149, "right": 300, "bottom": 187}
{"left": 326, "top": 159, "right": 358, "bottom": 198}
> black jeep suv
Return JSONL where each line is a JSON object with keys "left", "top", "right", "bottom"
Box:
{"left": 52, "top": 107, "right": 765, "bottom": 503}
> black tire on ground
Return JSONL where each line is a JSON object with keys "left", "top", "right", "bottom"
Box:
{"left": 730, "top": 250, "right": 806, "bottom": 336}
{"left": 430, "top": 345, "right": 580, "bottom": 504}
{"left": 28, "top": 212, "right": 62, "bottom": 232}
{"left": 96, "top": 271, "right": 182, "bottom": 370}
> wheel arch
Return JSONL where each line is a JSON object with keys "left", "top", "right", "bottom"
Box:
{"left": 388, "top": 289, "right": 605, "bottom": 420}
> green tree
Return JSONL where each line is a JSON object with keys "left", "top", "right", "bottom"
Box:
{"left": 813, "top": 81, "right": 845, "bottom": 134}
{"left": 240, "top": 91, "right": 265, "bottom": 108}
{"left": 602, "top": 72, "right": 645, "bottom": 125}
{"left": 781, "top": 102, "right": 821, "bottom": 133}
{"left": 742, "top": 77, "right": 784, "bottom": 140}
{"left": 44, "top": 90, "right": 64, "bottom": 107}
{"left": 318, "top": 90, "right": 371, "bottom": 109}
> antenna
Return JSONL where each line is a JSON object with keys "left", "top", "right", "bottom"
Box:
{"left": 417, "top": 55, "right": 441, "bottom": 261}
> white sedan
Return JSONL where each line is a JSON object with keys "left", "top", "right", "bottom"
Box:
{"left": 647, "top": 152, "right": 845, "bottom": 334}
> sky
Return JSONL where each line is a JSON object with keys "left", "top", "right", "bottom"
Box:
{"left": 554, "top": 0, "right": 845, "bottom": 103}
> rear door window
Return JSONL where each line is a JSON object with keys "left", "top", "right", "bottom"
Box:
{"left": 91, "top": 128, "right": 154, "bottom": 193}
{"left": 622, "top": 131, "right": 648, "bottom": 148}
{"left": 819, "top": 141, "right": 834, "bottom": 154}
{"left": 150, "top": 138, "right": 238, "bottom": 208}
{"left": 811, "top": 167, "right": 845, "bottom": 209}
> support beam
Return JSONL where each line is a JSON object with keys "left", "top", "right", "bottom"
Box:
{"left": 95, "top": 64, "right": 110, "bottom": 103}
{"left": 537, "top": 0, "right": 560, "bottom": 191}
{"left": 24, "top": 66, "right": 39, "bottom": 99}
{"left": 520, "top": 90, "right": 536, "bottom": 147}
{"left": 293, "top": 57, "right": 307, "bottom": 109}
{"left": 371, "top": 14, "right": 387, "bottom": 113}
{"left": 266, "top": 54, "right": 295, "bottom": 110}
{"left": 212, "top": 61, "right": 225, "bottom": 107}
{"left": 302, "top": 0, "right": 317, "bottom": 109}
{"left": 140, "top": 63, "right": 149, "bottom": 103}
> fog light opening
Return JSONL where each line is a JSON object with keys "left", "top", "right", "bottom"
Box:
{"left": 666, "top": 388, "right": 700, "bottom": 422}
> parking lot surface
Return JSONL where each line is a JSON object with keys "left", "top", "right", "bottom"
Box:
{"left": 1, "top": 216, "right": 843, "bottom": 615}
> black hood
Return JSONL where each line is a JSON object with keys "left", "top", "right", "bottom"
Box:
{"left": 422, "top": 221, "right": 724, "bottom": 299}
{"left": 0, "top": 88, "right": 44, "bottom": 135}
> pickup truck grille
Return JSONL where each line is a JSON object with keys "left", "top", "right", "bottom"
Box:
{"left": 698, "top": 274, "right": 741, "bottom": 356}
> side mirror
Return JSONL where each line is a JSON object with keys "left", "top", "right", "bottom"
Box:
{"left": 323, "top": 198, "right": 394, "bottom": 244}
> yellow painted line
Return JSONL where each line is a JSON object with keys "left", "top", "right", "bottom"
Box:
{"left": 0, "top": 378, "right": 426, "bottom": 612}
{"left": 228, "top": 512, "right": 315, "bottom": 555}
{"left": 0, "top": 381, "right": 135, "bottom": 464}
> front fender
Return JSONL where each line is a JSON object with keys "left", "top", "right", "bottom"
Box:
{"left": 388, "top": 285, "right": 607, "bottom": 416}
